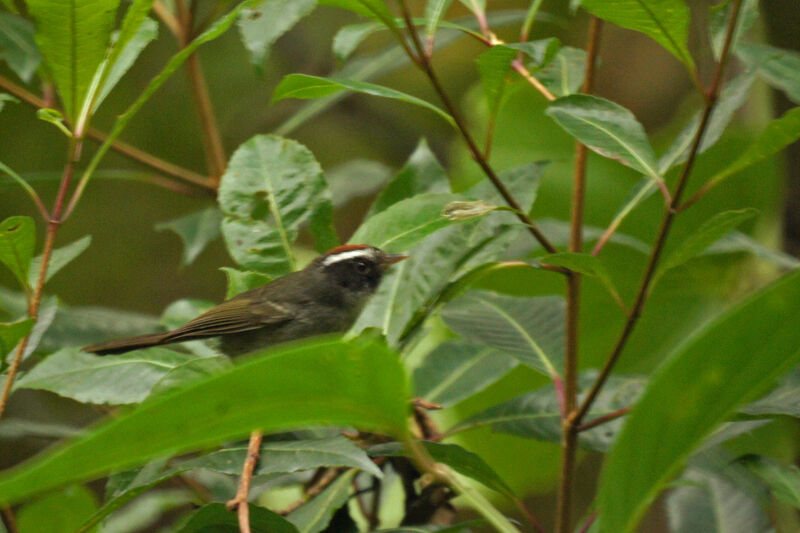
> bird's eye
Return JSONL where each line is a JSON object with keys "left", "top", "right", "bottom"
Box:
{"left": 355, "top": 260, "right": 369, "bottom": 274}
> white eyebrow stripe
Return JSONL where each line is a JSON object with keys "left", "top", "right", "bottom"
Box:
{"left": 322, "top": 248, "right": 375, "bottom": 266}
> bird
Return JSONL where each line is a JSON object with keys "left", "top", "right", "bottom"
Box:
{"left": 83, "top": 245, "right": 407, "bottom": 356}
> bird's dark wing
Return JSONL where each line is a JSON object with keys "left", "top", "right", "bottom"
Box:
{"left": 163, "top": 291, "right": 295, "bottom": 342}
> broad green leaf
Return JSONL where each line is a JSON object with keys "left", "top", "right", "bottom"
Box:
{"left": 309, "top": 193, "right": 339, "bottom": 253}
{"left": 237, "top": 0, "right": 316, "bottom": 70}
{"left": 93, "top": 17, "right": 158, "bottom": 111}
{"left": 156, "top": 207, "right": 221, "bottom": 266}
{"left": 659, "top": 71, "right": 754, "bottom": 174}
{"left": 0, "top": 419, "right": 82, "bottom": 440}
{"left": 327, "top": 158, "right": 393, "bottom": 205}
{"left": 657, "top": 208, "right": 757, "bottom": 277}
{"left": 15, "top": 347, "right": 199, "bottom": 405}
{"left": 28, "top": 235, "right": 91, "bottom": 286}
{"left": 547, "top": 95, "right": 660, "bottom": 180}
{"left": 26, "top": 0, "right": 121, "bottom": 121}
{"left": 369, "top": 441, "right": 514, "bottom": 497}
{"left": 20, "top": 295, "right": 57, "bottom": 360}
{"left": 319, "top": 0, "right": 397, "bottom": 31}
{"left": 739, "top": 455, "right": 800, "bottom": 509}
{"left": 667, "top": 457, "right": 771, "bottom": 533}
{"left": 539, "top": 252, "right": 624, "bottom": 308}
{"left": 741, "top": 367, "right": 800, "bottom": 418}
{"left": 706, "top": 231, "right": 800, "bottom": 269}
{"left": 413, "top": 341, "right": 517, "bottom": 407}
{"left": 368, "top": 138, "right": 449, "bottom": 216}
{"left": 450, "top": 373, "right": 644, "bottom": 452}
{"left": 220, "top": 267, "right": 272, "bottom": 299}
{"left": 183, "top": 436, "right": 382, "bottom": 477}
{"left": 288, "top": 469, "right": 356, "bottom": 533}
{"left": 505, "top": 39, "right": 561, "bottom": 66}
{"left": 0, "top": 216, "right": 35, "bottom": 291}
{"left": 535, "top": 46, "right": 586, "bottom": 97}
{"left": 598, "top": 269, "right": 800, "bottom": 533}
{"left": 148, "top": 356, "right": 231, "bottom": 396}
{"left": 332, "top": 22, "right": 381, "bottom": 63}
{"left": 272, "top": 74, "right": 456, "bottom": 128}
{"left": 219, "top": 134, "right": 330, "bottom": 276}
{"left": 0, "top": 12, "right": 41, "bottom": 82}
{"left": 709, "top": 0, "right": 759, "bottom": 59}
{"left": 442, "top": 290, "right": 565, "bottom": 377}
{"left": 580, "top": 0, "right": 694, "bottom": 71}
{"left": 0, "top": 336, "right": 409, "bottom": 505}
{"left": 99, "top": 489, "right": 193, "bottom": 533}
{"left": 16, "top": 485, "right": 97, "bottom": 533}
{"left": 350, "top": 193, "right": 465, "bottom": 252}
{"left": 737, "top": 42, "right": 800, "bottom": 104}
{"left": 425, "top": 0, "right": 455, "bottom": 51}
{"left": 704, "top": 107, "right": 800, "bottom": 190}
{"left": 179, "top": 502, "right": 298, "bottom": 533}
{"left": 0, "top": 318, "right": 34, "bottom": 355}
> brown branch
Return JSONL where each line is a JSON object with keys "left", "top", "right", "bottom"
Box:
{"left": 279, "top": 468, "right": 343, "bottom": 515}
{"left": 397, "top": 0, "right": 558, "bottom": 255}
{"left": 571, "top": 0, "right": 744, "bottom": 428}
{"left": 153, "top": 0, "right": 183, "bottom": 40}
{"left": 555, "top": 16, "right": 603, "bottom": 533}
{"left": 511, "top": 60, "right": 556, "bottom": 102}
{"left": 1, "top": 505, "right": 18, "bottom": 533}
{"left": 226, "top": 430, "right": 263, "bottom": 533}
{"left": 577, "top": 407, "right": 631, "bottom": 432}
{"left": 0, "top": 136, "right": 84, "bottom": 420}
{"left": 174, "top": 0, "right": 226, "bottom": 185}
{"left": 0, "top": 75, "right": 212, "bottom": 192}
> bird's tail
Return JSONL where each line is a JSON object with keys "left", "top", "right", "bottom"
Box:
{"left": 83, "top": 332, "right": 172, "bottom": 355}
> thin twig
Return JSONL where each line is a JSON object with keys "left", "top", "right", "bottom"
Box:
{"left": 153, "top": 0, "right": 183, "bottom": 40}
{"left": 571, "top": 0, "right": 744, "bottom": 428}
{"left": 397, "top": 0, "right": 557, "bottom": 254}
{"left": 511, "top": 60, "right": 556, "bottom": 101}
{"left": 1, "top": 505, "right": 18, "bottom": 533}
{"left": 175, "top": 0, "right": 226, "bottom": 185}
{"left": 0, "top": 74, "right": 212, "bottom": 191}
{"left": 0, "top": 136, "right": 84, "bottom": 421}
{"left": 555, "top": 16, "right": 603, "bottom": 533}
{"left": 577, "top": 407, "right": 631, "bottom": 432}
{"left": 226, "top": 430, "right": 263, "bottom": 533}
{"left": 279, "top": 468, "right": 343, "bottom": 515}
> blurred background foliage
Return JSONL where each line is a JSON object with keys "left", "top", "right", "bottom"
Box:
{"left": 1, "top": 0, "right": 799, "bottom": 530}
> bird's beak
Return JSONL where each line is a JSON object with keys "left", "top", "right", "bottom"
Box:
{"left": 382, "top": 253, "right": 408, "bottom": 270}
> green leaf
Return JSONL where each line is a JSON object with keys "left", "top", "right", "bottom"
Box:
{"left": 14, "top": 347, "right": 199, "bottom": 405}
{"left": 19, "top": 295, "right": 57, "bottom": 360}
{"left": 0, "top": 336, "right": 409, "bottom": 505}
{"left": 220, "top": 267, "right": 272, "bottom": 299}
{"left": 370, "top": 441, "right": 514, "bottom": 498}
{"left": 739, "top": 455, "right": 800, "bottom": 509}
{"left": 26, "top": 0, "right": 121, "bottom": 121}
{"left": 0, "top": 318, "right": 34, "bottom": 356}
{"left": 0, "top": 12, "right": 41, "bottom": 82}
{"left": 332, "top": 22, "right": 380, "bottom": 63}
{"left": 36, "top": 107, "right": 72, "bottom": 137}
{"left": 318, "top": 0, "right": 397, "bottom": 31}
{"left": 350, "top": 193, "right": 466, "bottom": 252}
{"left": 667, "top": 456, "right": 771, "bottom": 533}
{"left": 442, "top": 290, "right": 565, "bottom": 378}
{"left": 450, "top": 373, "right": 644, "bottom": 452}
{"left": 424, "top": 0, "right": 455, "bottom": 51}
{"left": 93, "top": 17, "right": 158, "bottom": 111}
{"left": 0, "top": 93, "right": 19, "bottom": 113}
{"left": 237, "top": 0, "right": 316, "bottom": 70}
{"left": 17, "top": 485, "right": 97, "bottom": 533}
{"left": 705, "top": 106, "right": 800, "bottom": 190}
{"left": 597, "top": 269, "right": 800, "bottom": 533}
{"left": 100, "top": 489, "right": 193, "bottom": 533}
{"left": 327, "top": 158, "right": 393, "bottom": 205}
{"left": 288, "top": 469, "right": 356, "bottom": 533}
{"left": 535, "top": 46, "right": 586, "bottom": 97}
{"left": 413, "top": 341, "right": 517, "bottom": 407}
{"left": 657, "top": 208, "right": 757, "bottom": 278}
{"left": 28, "top": 235, "right": 91, "bottom": 287}
{"left": 580, "top": 0, "right": 694, "bottom": 71}
{"left": 148, "top": 356, "right": 231, "bottom": 396}
{"left": 737, "top": 42, "right": 800, "bottom": 104}
{"left": 272, "top": 74, "right": 456, "bottom": 128}
{"left": 539, "top": 252, "right": 624, "bottom": 308}
{"left": 179, "top": 502, "right": 299, "bottom": 533}
{"left": 368, "top": 138, "right": 449, "bottom": 216}
{"left": 547, "top": 94, "right": 660, "bottom": 180}
{"left": 659, "top": 71, "right": 754, "bottom": 174}
{"left": 741, "top": 367, "right": 800, "bottom": 418}
{"left": 309, "top": 194, "right": 339, "bottom": 253}
{"left": 184, "top": 436, "right": 382, "bottom": 478}
{"left": 219, "top": 134, "right": 330, "bottom": 276}
{"left": 709, "top": 0, "right": 759, "bottom": 59}
{"left": 156, "top": 207, "right": 221, "bottom": 266}
{"left": 0, "top": 216, "right": 35, "bottom": 291}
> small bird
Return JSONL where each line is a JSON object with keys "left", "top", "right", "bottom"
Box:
{"left": 84, "top": 245, "right": 407, "bottom": 356}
